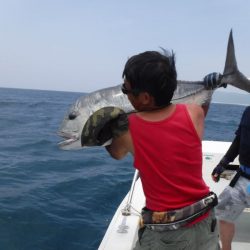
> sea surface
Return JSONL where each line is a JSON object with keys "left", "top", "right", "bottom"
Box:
{"left": 0, "top": 87, "right": 247, "bottom": 250}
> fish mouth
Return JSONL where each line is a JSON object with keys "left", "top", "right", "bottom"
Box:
{"left": 58, "top": 138, "right": 78, "bottom": 148}
{"left": 57, "top": 131, "right": 79, "bottom": 148}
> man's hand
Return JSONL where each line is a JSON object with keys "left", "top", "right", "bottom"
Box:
{"left": 211, "top": 156, "right": 230, "bottom": 182}
{"left": 110, "top": 113, "right": 129, "bottom": 139}
{"left": 104, "top": 114, "right": 129, "bottom": 160}
{"left": 98, "top": 112, "right": 128, "bottom": 143}
{"left": 81, "top": 107, "right": 128, "bottom": 146}
{"left": 203, "top": 72, "right": 223, "bottom": 90}
{"left": 211, "top": 165, "right": 225, "bottom": 182}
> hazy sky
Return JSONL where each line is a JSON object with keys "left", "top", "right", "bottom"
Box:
{"left": 0, "top": 0, "right": 250, "bottom": 93}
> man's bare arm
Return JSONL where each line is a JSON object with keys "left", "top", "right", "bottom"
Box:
{"left": 105, "top": 132, "right": 133, "bottom": 160}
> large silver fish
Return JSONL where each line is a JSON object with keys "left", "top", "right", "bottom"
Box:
{"left": 57, "top": 30, "right": 250, "bottom": 150}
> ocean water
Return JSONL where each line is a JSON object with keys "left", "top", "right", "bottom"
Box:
{"left": 0, "top": 87, "right": 247, "bottom": 250}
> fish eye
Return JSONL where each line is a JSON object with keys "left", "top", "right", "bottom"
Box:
{"left": 68, "top": 111, "right": 78, "bottom": 120}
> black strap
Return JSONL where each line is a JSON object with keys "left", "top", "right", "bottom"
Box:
{"left": 229, "top": 168, "right": 250, "bottom": 187}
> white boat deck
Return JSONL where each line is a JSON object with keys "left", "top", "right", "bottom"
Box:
{"left": 99, "top": 141, "right": 250, "bottom": 250}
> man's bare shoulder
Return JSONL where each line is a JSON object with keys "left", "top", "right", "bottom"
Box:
{"left": 186, "top": 103, "right": 204, "bottom": 114}
{"left": 185, "top": 103, "right": 205, "bottom": 139}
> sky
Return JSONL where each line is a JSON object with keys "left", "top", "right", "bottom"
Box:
{"left": 0, "top": 0, "right": 250, "bottom": 93}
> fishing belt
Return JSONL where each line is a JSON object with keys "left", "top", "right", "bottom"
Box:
{"left": 229, "top": 166, "right": 250, "bottom": 187}
{"left": 140, "top": 192, "right": 217, "bottom": 232}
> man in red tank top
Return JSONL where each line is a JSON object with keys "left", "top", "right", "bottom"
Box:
{"left": 106, "top": 50, "right": 219, "bottom": 249}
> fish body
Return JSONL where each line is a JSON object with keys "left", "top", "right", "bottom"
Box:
{"left": 58, "top": 30, "right": 250, "bottom": 150}
{"left": 58, "top": 80, "right": 214, "bottom": 150}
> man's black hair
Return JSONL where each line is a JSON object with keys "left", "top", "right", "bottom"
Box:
{"left": 122, "top": 49, "right": 177, "bottom": 106}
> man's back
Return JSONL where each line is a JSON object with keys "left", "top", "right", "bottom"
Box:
{"left": 128, "top": 104, "right": 209, "bottom": 211}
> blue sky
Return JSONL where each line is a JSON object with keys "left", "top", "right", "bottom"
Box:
{"left": 0, "top": 0, "right": 250, "bottom": 93}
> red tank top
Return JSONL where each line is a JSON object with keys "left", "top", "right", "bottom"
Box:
{"left": 129, "top": 104, "right": 209, "bottom": 212}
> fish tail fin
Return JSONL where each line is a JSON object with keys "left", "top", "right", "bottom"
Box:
{"left": 223, "top": 29, "right": 238, "bottom": 75}
{"left": 220, "top": 30, "right": 250, "bottom": 92}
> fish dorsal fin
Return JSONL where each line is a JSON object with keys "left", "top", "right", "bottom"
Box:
{"left": 223, "top": 29, "right": 238, "bottom": 75}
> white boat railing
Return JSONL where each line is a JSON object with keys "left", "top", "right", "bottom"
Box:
{"left": 121, "top": 170, "right": 139, "bottom": 216}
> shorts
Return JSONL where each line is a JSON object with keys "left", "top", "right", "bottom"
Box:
{"left": 215, "top": 176, "right": 250, "bottom": 223}
{"left": 133, "top": 210, "right": 219, "bottom": 250}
